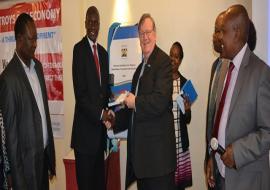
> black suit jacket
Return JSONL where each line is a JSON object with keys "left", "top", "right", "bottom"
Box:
{"left": 71, "top": 36, "right": 110, "bottom": 155}
{"left": 205, "top": 58, "right": 220, "bottom": 145}
{"left": 204, "top": 58, "right": 220, "bottom": 190}
{"left": 178, "top": 73, "right": 191, "bottom": 152}
{"left": 0, "top": 53, "right": 56, "bottom": 190}
{"left": 115, "top": 45, "right": 176, "bottom": 187}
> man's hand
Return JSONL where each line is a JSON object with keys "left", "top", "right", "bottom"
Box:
{"left": 221, "top": 144, "right": 236, "bottom": 169}
{"left": 102, "top": 109, "right": 115, "bottom": 129}
{"left": 206, "top": 157, "right": 215, "bottom": 188}
{"left": 124, "top": 92, "right": 135, "bottom": 109}
{"left": 49, "top": 174, "right": 56, "bottom": 181}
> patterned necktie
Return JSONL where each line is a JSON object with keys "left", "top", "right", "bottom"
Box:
{"left": 93, "top": 44, "right": 101, "bottom": 83}
{"left": 212, "top": 62, "right": 235, "bottom": 138}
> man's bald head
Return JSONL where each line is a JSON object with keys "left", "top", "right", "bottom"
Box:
{"left": 225, "top": 4, "right": 250, "bottom": 44}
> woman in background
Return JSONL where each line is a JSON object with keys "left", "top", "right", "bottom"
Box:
{"left": 170, "top": 41, "right": 193, "bottom": 190}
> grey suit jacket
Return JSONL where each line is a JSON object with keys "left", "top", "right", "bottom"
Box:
{"left": 224, "top": 47, "right": 270, "bottom": 190}
{"left": 0, "top": 53, "right": 56, "bottom": 190}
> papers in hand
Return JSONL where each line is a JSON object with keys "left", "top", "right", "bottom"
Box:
{"left": 176, "top": 95, "right": 185, "bottom": 114}
{"left": 108, "top": 91, "right": 129, "bottom": 107}
{"left": 181, "top": 80, "right": 198, "bottom": 104}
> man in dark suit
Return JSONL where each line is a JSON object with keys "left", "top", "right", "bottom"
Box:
{"left": 205, "top": 11, "right": 229, "bottom": 189}
{"left": 71, "top": 6, "right": 112, "bottom": 190}
{"left": 0, "top": 13, "right": 56, "bottom": 190}
{"left": 205, "top": 5, "right": 270, "bottom": 190}
{"left": 111, "top": 13, "right": 176, "bottom": 190}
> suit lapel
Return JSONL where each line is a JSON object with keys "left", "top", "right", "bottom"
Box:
{"left": 215, "top": 59, "right": 230, "bottom": 114}
{"left": 83, "top": 37, "right": 102, "bottom": 89}
{"left": 34, "top": 60, "right": 49, "bottom": 115}
{"left": 97, "top": 44, "right": 105, "bottom": 87}
{"left": 139, "top": 46, "right": 157, "bottom": 79}
{"left": 228, "top": 48, "right": 251, "bottom": 120}
{"left": 132, "top": 62, "right": 143, "bottom": 94}
{"left": 13, "top": 54, "right": 38, "bottom": 104}
{"left": 13, "top": 54, "right": 44, "bottom": 140}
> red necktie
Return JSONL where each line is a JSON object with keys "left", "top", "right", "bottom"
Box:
{"left": 212, "top": 62, "right": 235, "bottom": 138}
{"left": 93, "top": 44, "right": 100, "bottom": 82}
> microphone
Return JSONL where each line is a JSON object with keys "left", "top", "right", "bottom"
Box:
{"left": 210, "top": 137, "right": 225, "bottom": 155}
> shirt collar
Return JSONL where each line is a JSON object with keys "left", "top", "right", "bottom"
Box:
{"left": 15, "top": 50, "right": 35, "bottom": 71}
{"left": 232, "top": 43, "right": 247, "bottom": 71}
{"left": 87, "top": 37, "right": 97, "bottom": 48}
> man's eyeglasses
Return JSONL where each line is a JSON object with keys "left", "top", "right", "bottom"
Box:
{"left": 139, "top": 30, "right": 153, "bottom": 37}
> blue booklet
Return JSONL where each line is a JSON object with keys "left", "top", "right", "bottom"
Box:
{"left": 181, "top": 80, "right": 198, "bottom": 104}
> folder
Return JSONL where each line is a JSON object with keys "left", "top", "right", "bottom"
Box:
{"left": 181, "top": 80, "right": 198, "bottom": 104}
{"left": 108, "top": 91, "right": 129, "bottom": 107}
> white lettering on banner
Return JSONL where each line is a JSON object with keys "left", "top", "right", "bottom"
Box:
{"left": 0, "top": 8, "right": 60, "bottom": 26}
{"left": 45, "top": 75, "right": 63, "bottom": 81}
{"left": 43, "top": 62, "right": 62, "bottom": 69}
{"left": 29, "top": 8, "right": 60, "bottom": 22}
{"left": 0, "top": 14, "right": 16, "bottom": 26}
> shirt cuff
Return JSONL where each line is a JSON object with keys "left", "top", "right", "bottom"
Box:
{"left": 100, "top": 109, "right": 104, "bottom": 120}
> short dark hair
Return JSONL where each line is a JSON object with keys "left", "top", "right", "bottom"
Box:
{"left": 14, "top": 13, "right": 34, "bottom": 40}
{"left": 247, "top": 19, "right": 256, "bottom": 51}
{"left": 86, "top": 6, "right": 100, "bottom": 19}
{"left": 173, "top": 41, "right": 184, "bottom": 60}
{"left": 138, "top": 13, "right": 156, "bottom": 32}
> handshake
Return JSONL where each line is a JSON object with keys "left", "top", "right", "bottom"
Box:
{"left": 102, "top": 109, "right": 115, "bottom": 129}
{"left": 102, "top": 91, "right": 136, "bottom": 129}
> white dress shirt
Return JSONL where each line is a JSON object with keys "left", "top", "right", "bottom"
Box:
{"left": 16, "top": 51, "right": 48, "bottom": 148}
{"left": 215, "top": 43, "right": 248, "bottom": 177}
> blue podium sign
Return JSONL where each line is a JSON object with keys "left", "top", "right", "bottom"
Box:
{"left": 108, "top": 23, "right": 142, "bottom": 94}
{"left": 107, "top": 23, "right": 142, "bottom": 139}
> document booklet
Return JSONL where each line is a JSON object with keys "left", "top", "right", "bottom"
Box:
{"left": 180, "top": 80, "right": 198, "bottom": 104}
{"left": 108, "top": 91, "right": 129, "bottom": 107}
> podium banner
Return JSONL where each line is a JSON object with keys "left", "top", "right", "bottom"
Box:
{"left": 107, "top": 23, "right": 142, "bottom": 139}
{"left": 0, "top": 0, "right": 64, "bottom": 138}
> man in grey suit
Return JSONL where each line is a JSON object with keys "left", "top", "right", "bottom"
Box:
{"left": 205, "top": 4, "right": 270, "bottom": 190}
{"left": 0, "top": 13, "right": 55, "bottom": 190}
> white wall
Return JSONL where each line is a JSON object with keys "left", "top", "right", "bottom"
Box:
{"left": 0, "top": 1, "right": 252, "bottom": 190}
{"left": 252, "top": 0, "right": 268, "bottom": 63}
{"left": 252, "top": 0, "right": 270, "bottom": 168}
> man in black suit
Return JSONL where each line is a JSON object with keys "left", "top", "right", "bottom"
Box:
{"left": 0, "top": 13, "right": 56, "bottom": 190}
{"left": 111, "top": 13, "right": 176, "bottom": 190}
{"left": 71, "top": 6, "right": 112, "bottom": 190}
